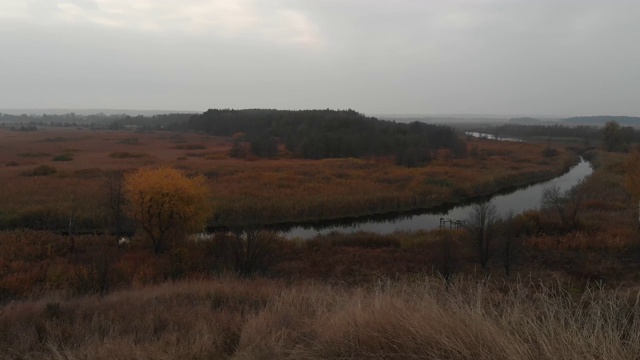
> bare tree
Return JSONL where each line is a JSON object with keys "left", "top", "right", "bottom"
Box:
{"left": 498, "top": 211, "right": 521, "bottom": 276}
{"left": 105, "top": 171, "right": 126, "bottom": 237}
{"left": 221, "top": 229, "right": 282, "bottom": 276}
{"left": 542, "top": 181, "right": 585, "bottom": 231}
{"left": 436, "top": 229, "right": 458, "bottom": 282}
{"left": 67, "top": 193, "right": 78, "bottom": 253}
{"left": 464, "top": 201, "right": 498, "bottom": 269}
{"left": 72, "top": 245, "right": 113, "bottom": 295}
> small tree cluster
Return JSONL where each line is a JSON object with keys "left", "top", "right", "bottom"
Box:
{"left": 602, "top": 121, "right": 634, "bottom": 152}
{"left": 464, "top": 202, "right": 498, "bottom": 270}
{"left": 215, "top": 229, "right": 282, "bottom": 276}
{"left": 463, "top": 203, "right": 523, "bottom": 275}
{"left": 541, "top": 182, "right": 585, "bottom": 232}
{"left": 625, "top": 146, "right": 640, "bottom": 224}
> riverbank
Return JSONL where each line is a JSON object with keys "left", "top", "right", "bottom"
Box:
{"left": 282, "top": 156, "right": 591, "bottom": 238}
{"left": 208, "top": 140, "right": 579, "bottom": 227}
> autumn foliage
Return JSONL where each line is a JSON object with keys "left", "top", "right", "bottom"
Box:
{"left": 124, "top": 167, "right": 211, "bottom": 253}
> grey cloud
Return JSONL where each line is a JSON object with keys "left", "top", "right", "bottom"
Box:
{"left": 2, "top": 0, "right": 640, "bottom": 116}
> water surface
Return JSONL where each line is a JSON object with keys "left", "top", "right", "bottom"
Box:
{"left": 283, "top": 158, "right": 592, "bottom": 239}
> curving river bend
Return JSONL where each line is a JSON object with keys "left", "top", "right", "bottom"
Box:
{"left": 282, "top": 158, "right": 593, "bottom": 239}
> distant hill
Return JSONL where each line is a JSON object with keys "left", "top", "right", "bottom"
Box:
{"left": 561, "top": 116, "right": 640, "bottom": 126}
{"left": 0, "top": 109, "right": 198, "bottom": 116}
{"left": 509, "top": 117, "right": 548, "bottom": 125}
{"left": 505, "top": 115, "right": 640, "bottom": 127}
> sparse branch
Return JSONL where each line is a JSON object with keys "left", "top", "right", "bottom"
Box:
{"left": 542, "top": 181, "right": 585, "bottom": 232}
{"left": 464, "top": 202, "right": 498, "bottom": 269}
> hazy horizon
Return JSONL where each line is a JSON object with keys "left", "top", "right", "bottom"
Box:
{"left": 2, "top": 1, "right": 640, "bottom": 116}
{"left": 0, "top": 107, "right": 597, "bottom": 120}
{"left": 0, "top": 108, "right": 636, "bottom": 122}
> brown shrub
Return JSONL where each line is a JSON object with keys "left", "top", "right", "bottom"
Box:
{"left": 109, "top": 151, "right": 145, "bottom": 159}
{"left": 21, "top": 165, "right": 57, "bottom": 177}
{"left": 174, "top": 144, "right": 207, "bottom": 150}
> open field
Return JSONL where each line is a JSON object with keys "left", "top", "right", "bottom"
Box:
{"left": 0, "top": 126, "right": 578, "bottom": 230}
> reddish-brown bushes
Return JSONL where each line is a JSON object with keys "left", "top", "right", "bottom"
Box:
{"left": 174, "top": 143, "right": 207, "bottom": 150}
{"left": 109, "top": 151, "right": 146, "bottom": 159}
{"left": 21, "top": 165, "right": 57, "bottom": 177}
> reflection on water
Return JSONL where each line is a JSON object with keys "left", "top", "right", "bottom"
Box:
{"left": 283, "top": 158, "right": 593, "bottom": 239}
{"left": 465, "top": 131, "right": 523, "bottom": 142}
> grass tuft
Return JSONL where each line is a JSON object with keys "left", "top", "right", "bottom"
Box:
{"left": 1, "top": 277, "right": 639, "bottom": 360}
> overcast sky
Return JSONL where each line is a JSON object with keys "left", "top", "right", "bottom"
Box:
{"left": 1, "top": 0, "right": 639, "bottom": 117}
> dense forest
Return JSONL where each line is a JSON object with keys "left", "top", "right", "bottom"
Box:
{"left": 482, "top": 122, "right": 638, "bottom": 148}
{"left": 174, "top": 109, "right": 466, "bottom": 166}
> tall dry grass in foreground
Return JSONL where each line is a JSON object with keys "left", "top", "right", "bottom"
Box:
{"left": 2, "top": 276, "right": 639, "bottom": 360}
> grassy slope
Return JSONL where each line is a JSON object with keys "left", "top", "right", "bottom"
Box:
{"left": 2, "top": 277, "right": 639, "bottom": 360}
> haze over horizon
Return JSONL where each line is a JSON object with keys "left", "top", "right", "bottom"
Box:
{"left": 2, "top": 1, "right": 639, "bottom": 117}
{"left": 0, "top": 107, "right": 578, "bottom": 120}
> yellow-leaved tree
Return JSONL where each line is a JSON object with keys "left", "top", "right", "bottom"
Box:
{"left": 625, "top": 146, "right": 640, "bottom": 224}
{"left": 124, "top": 167, "right": 211, "bottom": 253}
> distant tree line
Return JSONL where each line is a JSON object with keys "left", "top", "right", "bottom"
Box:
{"left": 562, "top": 115, "right": 640, "bottom": 126}
{"left": 172, "top": 109, "right": 466, "bottom": 166}
{"left": 106, "top": 114, "right": 193, "bottom": 130}
{"left": 0, "top": 112, "right": 194, "bottom": 130}
{"left": 491, "top": 124, "right": 602, "bottom": 140}
{"left": 0, "top": 113, "right": 33, "bottom": 122}
{"left": 0, "top": 112, "right": 117, "bottom": 124}
{"left": 484, "top": 123, "right": 638, "bottom": 151}
{"left": 601, "top": 121, "right": 636, "bottom": 152}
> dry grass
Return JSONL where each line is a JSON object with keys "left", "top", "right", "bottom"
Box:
{"left": 1, "top": 276, "right": 639, "bottom": 360}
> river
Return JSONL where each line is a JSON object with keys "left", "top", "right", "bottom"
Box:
{"left": 464, "top": 131, "right": 523, "bottom": 142}
{"left": 282, "top": 158, "right": 593, "bottom": 239}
